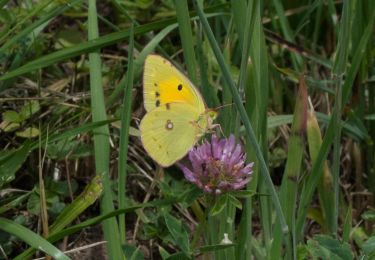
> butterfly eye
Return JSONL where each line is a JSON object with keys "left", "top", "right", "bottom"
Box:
{"left": 208, "top": 110, "right": 218, "bottom": 120}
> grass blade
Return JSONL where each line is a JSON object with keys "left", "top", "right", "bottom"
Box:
{"left": 270, "top": 0, "right": 303, "bottom": 69}
{"left": 278, "top": 76, "right": 308, "bottom": 258}
{"left": 0, "top": 217, "right": 70, "bottom": 260}
{"left": 87, "top": 0, "right": 123, "bottom": 258}
{"left": 235, "top": 1, "right": 257, "bottom": 258}
{"left": 118, "top": 23, "right": 134, "bottom": 243}
{"left": 174, "top": 0, "right": 197, "bottom": 83}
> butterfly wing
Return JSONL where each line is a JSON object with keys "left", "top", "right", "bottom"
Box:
{"left": 143, "top": 54, "right": 206, "bottom": 113}
{"left": 140, "top": 103, "right": 201, "bottom": 167}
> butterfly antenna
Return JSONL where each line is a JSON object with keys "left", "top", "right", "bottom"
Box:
{"left": 214, "top": 102, "right": 234, "bottom": 111}
{"left": 213, "top": 100, "right": 246, "bottom": 111}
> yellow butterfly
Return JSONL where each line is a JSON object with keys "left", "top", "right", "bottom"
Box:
{"left": 140, "top": 55, "right": 217, "bottom": 167}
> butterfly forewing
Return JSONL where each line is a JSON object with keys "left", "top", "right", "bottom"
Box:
{"left": 140, "top": 103, "right": 201, "bottom": 167}
{"left": 143, "top": 55, "right": 206, "bottom": 113}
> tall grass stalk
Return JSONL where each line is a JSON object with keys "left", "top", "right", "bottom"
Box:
{"left": 87, "top": 0, "right": 123, "bottom": 258}
{"left": 364, "top": 1, "right": 375, "bottom": 197}
{"left": 250, "top": 7, "right": 274, "bottom": 257}
{"left": 118, "top": 23, "right": 135, "bottom": 243}
{"left": 194, "top": 0, "right": 289, "bottom": 238}
{"left": 279, "top": 76, "right": 308, "bottom": 259}
{"left": 331, "top": 0, "right": 353, "bottom": 236}
{"left": 233, "top": 0, "right": 257, "bottom": 258}
{"left": 270, "top": 0, "right": 303, "bottom": 69}
{"left": 37, "top": 72, "right": 49, "bottom": 240}
{"left": 174, "top": 0, "right": 197, "bottom": 84}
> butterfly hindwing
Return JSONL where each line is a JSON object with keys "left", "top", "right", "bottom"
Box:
{"left": 143, "top": 55, "right": 205, "bottom": 113}
{"left": 140, "top": 103, "right": 201, "bottom": 167}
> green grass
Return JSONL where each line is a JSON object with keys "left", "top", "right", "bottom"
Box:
{"left": 0, "top": 1, "right": 374, "bottom": 259}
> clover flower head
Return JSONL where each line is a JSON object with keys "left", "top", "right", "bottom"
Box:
{"left": 178, "top": 135, "right": 254, "bottom": 194}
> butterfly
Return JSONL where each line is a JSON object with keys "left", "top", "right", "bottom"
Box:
{"left": 140, "top": 55, "right": 217, "bottom": 167}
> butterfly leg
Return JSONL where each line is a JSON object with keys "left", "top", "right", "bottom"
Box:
{"left": 207, "top": 123, "right": 225, "bottom": 137}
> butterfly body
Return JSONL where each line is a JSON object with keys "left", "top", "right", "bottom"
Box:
{"left": 140, "top": 55, "right": 216, "bottom": 167}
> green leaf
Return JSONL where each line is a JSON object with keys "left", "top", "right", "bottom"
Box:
{"left": 0, "top": 191, "right": 31, "bottom": 214}
{"left": 0, "top": 121, "right": 20, "bottom": 132}
{"left": 179, "top": 185, "right": 203, "bottom": 205}
{"left": 362, "top": 210, "right": 375, "bottom": 221}
{"left": 362, "top": 236, "right": 375, "bottom": 258}
{"left": 364, "top": 114, "right": 375, "bottom": 120}
{"left": 55, "top": 28, "right": 84, "bottom": 49}
{"left": 197, "top": 243, "right": 235, "bottom": 253}
{"left": 2, "top": 110, "right": 21, "bottom": 123}
{"left": 122, "top": 244, "right": 144, "bottom": 260}
{"left": 0, "top": 110, "right": 21, "bottom": 132}
{"left": 228, "top": 194, "right": 242, "bottom": 209}
{"left": 27, "top": 192, "right": 41, "bottom": 215}
{"left": 230, "top": 190, "right": 256, "bottom": 198}
{"left": 16, "top": 127, "right": 40, "bottom": 138}
{"left": 307, "top": 235, "right": 353, "bottom": 260}
{"left": 210, "top": 194, "right": 228, "bottom": 216}
{"left": 0, "top": 142, "right": 31, "bottom": 187}
{"left": 19, "top": 101, "right": 40, "bottom": 120}
{"left": 163, "top": 211, "right": 190, "bottom": 255}
{"left": 166, "top": 252, "right": 191, "bottom": 260}
{"left": 159, "top": 245, "right": 171, "bottom": 259}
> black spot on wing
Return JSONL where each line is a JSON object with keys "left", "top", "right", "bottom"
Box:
{"left": 166, "top": 103, "right": 170, "bottom": 110}
{"left": 155, "top": 91, "right": 160, "bottom": 97}
{"left": 177, "top": 84, "right": 183, "bottom": 91}
{"left": 156, "top": 100, "right": 160, "bottom": 107}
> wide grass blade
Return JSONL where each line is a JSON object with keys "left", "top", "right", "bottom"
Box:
{"left": 278, "top": 76, "right": 308, "bottom": 258}
{"left": 174, "top": 0, "right": 197, "bottom": 83}
{"left": 87, "top": 0, "right": 123, "bottom": 258}
{"left": 234, "top": 2, "right": 260, "bottom": 258}
{"left": 0, "top": 217, "right": 71, "bottom": 260}
{"left": 331, "top": 1, "right": 354, "bottom": 235}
